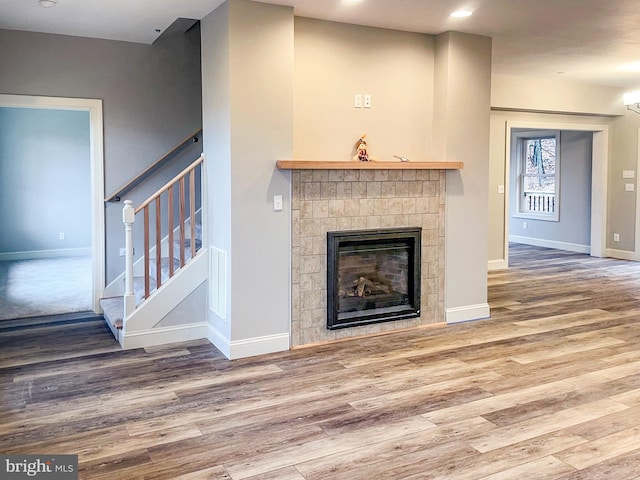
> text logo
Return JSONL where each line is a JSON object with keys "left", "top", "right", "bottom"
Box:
{"left": 1, "top": 455, "right": 78, "bottom": 479}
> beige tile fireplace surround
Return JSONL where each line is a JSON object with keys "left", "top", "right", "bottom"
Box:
{"left": 284, "top": 164, "right": 455, "bottom": 347}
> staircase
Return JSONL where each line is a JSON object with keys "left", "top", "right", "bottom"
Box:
{"left": 101, "top": 155, "right": 208, "bottom": 349}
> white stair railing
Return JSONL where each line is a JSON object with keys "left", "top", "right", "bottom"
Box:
{"left": 121, "top": 156, "right": 204, "bottom": 321}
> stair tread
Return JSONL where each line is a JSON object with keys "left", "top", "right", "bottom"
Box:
{"left": 99, "top": 296, "right": 124, "bottom": 330}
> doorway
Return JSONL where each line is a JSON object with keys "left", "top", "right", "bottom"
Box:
{"left": 502, "top": 120, "right": 609, "bottom": 267}
{"left": 0, "top": 94, "right": 105, "bottom": 318}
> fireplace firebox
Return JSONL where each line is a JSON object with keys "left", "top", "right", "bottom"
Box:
{"left": 327, "top": 227, "right": 421, "bottom": 330}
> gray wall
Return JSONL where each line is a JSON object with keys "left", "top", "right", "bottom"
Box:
{"left": 0, "top": 107, "right": 91, "bottom": 255}
{"left": 202, "top": 0, "right": 293, "bottom": 356}
{"left": 510, "top": 130, "right": 593, "bottom": 248}
{"left": 0, "top": 26, "right": 202, "bottom": 280}
{"left": 435, "top": 32, "right": 492, "bottom": 321}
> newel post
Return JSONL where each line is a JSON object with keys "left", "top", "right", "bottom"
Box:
{"left": 123, "top": 200, "right": 136, "bottom": 318}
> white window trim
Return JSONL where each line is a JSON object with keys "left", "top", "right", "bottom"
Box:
{"left": 512, "top": 129, "right": 560, "bottom": 222}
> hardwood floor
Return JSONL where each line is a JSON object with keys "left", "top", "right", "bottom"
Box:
{"left": 3, "top": 243, "right": 640, "bottom": 479}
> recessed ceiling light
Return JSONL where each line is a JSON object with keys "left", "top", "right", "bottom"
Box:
{"left": 39, "top": 0, "right": 57, "bottom": 7}
{"left": 450, "top": 9, "right": 473, "bottom": 18}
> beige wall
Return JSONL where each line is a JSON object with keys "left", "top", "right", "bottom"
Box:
{"left": 295, "top": 21, "right": 494, "bottom": 323}
{"left": 492, "top": 74, "right": 626, "bottom": 116}
{"left": 294, "top": 18, "right": 435, "bottom": 162}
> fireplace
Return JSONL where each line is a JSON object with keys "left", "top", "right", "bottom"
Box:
{"left": 327, "top": 227, "right": 421, "bottom": 329}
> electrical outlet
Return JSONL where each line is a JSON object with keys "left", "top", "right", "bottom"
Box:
{"left": 364, "top": 94, "right": 372, "bottom": 108}
{"left": 119, "top": 248, "right": 126, "bottom": 256}
{"left": 626, "top": 183, "right": 635, "bottom": 192}
{"left": 614, "top": 233, "right": 620, "bottom": 242}
{"left": 58, "top": 232, "right": 65, "bottom": 240}
{"left": 522, "top": 221, "right": 528, "bottom": 230}
{"left": 497, "top": 185, "right": 505, "bottom": 194}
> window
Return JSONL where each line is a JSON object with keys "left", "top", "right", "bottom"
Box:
{"left": 513, "top": 130, "right": 560, "bottom": 221}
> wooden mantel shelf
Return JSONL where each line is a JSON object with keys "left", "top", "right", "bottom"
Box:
{"left": 276, "top": 160, "right": 463, "bottom": 170}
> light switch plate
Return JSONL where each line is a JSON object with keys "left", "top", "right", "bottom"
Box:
{"left": 623, "top": 170, "right": 635, "bottom": 178}
{"left": 273, "top": 195, "right": 283, "bottom": 211}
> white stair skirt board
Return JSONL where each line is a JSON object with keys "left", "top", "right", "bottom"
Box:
{"left": 207, "top": 323, "right": 290, "bottom": 360}
{"left": 123, "top": 250, "right": 208, "bottom": 333}
{"left": 121, "top": 323, "right": 208, "bottom": 349}
{"left": 446, "top": 303, "right": 491, "bottom": 324}
{"left": 509, "top": 235, "right": 590, "bottom": 254}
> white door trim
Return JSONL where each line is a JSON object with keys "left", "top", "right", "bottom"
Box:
{"left": 0, "top": 94, "right": 105, "bottom": 313}
{"left": 504, "top": 120, "right": 609, "bottom": 266}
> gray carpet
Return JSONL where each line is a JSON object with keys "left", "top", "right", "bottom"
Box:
{"left": 0, "top": 256, "right": 92, "bottom": 320}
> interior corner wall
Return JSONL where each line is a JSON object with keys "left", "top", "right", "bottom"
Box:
{"left": 435, "top": 32, "right": 492, "bottom": 323}
{"left": 202, "top": 1, "right": 232, "bottom": 349}
{"left": 202, "top": 0, "right": 294, "bottom": 359}
{"left": 0, "top": 28, "right": 202, "bottom": 282}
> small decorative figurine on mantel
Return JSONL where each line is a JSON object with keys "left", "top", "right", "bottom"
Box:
{"left": 352, "top": 134, "right": 377, "bottom": 162}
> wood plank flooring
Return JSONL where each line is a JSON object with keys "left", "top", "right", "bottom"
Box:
{"left": 4, "top": 243, "right": 640, "bottom": 479}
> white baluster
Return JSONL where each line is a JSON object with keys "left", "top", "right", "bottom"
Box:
{"left": 123, "top": 200, "right": 136, "bottom": 318}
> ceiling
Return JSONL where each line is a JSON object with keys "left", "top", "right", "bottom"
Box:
{"left": 3, "top": 0, "right": 640, "bottom": 89}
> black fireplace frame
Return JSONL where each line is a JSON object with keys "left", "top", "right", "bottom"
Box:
{"left": 327, "top": 227, "right": 421, "bottom": 330}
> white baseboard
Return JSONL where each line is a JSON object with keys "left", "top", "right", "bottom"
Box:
{"left": 0, "top": 247, "right": 91, "bottom": 261}
{"left": 121, "top": 323, "right": 208, "bottom": 349}
{"left": 207, "top": 322, "right": 289, "bottom": 360}
{"left": 446, "top": 303, "right": 491, "bottom": 324}
{"left": 488, "top": 259, "right": 508, "bottom": 271}
{"left": 509, "top": 235, "right": 590, "bottom": 254}
{"left": 605, "top": 248, "right": 637, "bottom": 261}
